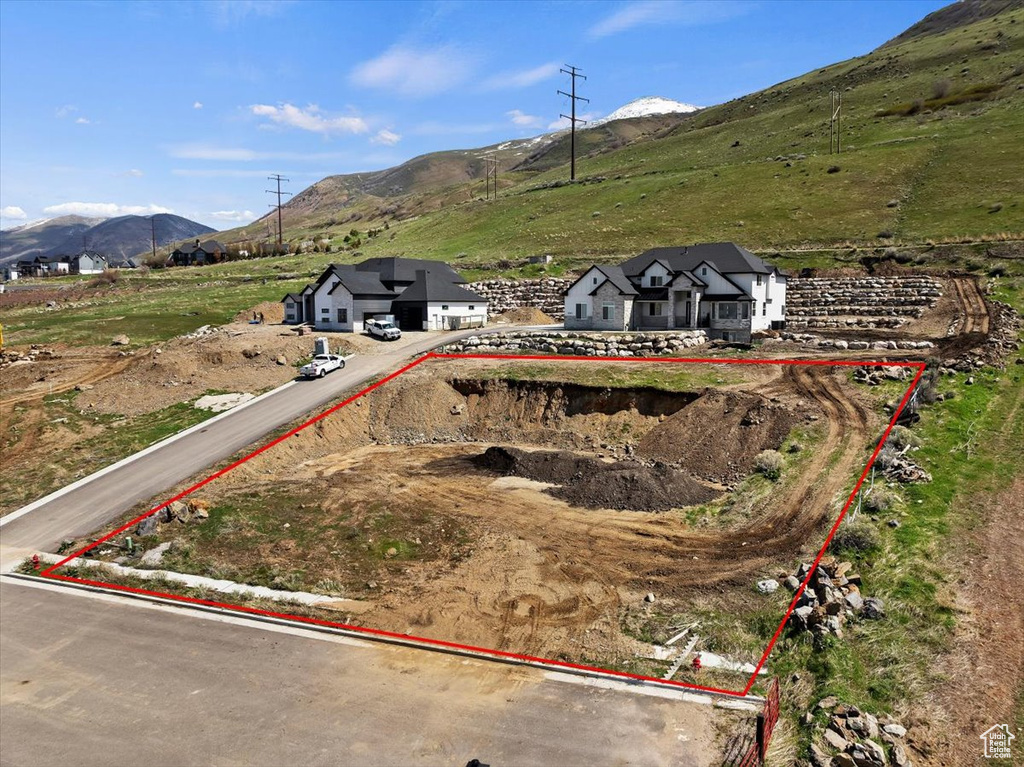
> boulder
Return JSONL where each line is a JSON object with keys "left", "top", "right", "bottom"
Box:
{"left": 882, "top": 724, "right": 907, "bottom": 738}
{"left": 863, "top": 597, "right": 886, "bottom": 619}
{"left": 757, "top": 579, "right": 780, "bottom": 594}
{"left": 111, "top": 334, "right": 130, "bottom": 346}
{"left": 824, "top": 727, "right": 849, "bottom": 751}
{"left": 135, "top": 515, "right": 159, "bottom": 536}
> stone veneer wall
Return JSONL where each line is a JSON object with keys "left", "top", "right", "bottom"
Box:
{"left": 787, "top": 276, "right": 942, "bottom": 329}
{"left": 444, "top": 330, "right": 707, "bottom": 357}
{"left": 467, "top": 278, "right": 572, "bottom": 319}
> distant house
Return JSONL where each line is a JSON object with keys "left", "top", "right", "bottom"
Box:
{"left": 564, "top": 242, "right": 787, "bottom": 342}
{"left": 3, "top": 264, "right": 20, "bottom": 281}
{"left": 69, "top": 250, "right": 108, "bottom": 274}
{"left": 17, "top": 255, "right": 70, "bottom": 277}
{"left": 284, "top": 257, "right": 487, "bottom": 332}
{"left": 168, "top": 239, "right": 228, "bottom": 267}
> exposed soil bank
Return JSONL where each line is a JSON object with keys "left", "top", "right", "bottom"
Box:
{"left": 473, "top": 445, "right": 719, "bottom": 511}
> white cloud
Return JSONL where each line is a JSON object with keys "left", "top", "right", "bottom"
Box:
{"left": 250, "top": 103, "right": 368, "bottom": 135}
{"left": 42, "top": 202, "right": 173, "bottom": 218}
{"left": 370, "top": 128, "right": 402, "bottom": 146}
{"left": 75, "top": 117, "right": 91, "bottom": 124}
{"left": 588, "top": 0, "right": 751, "bottom": 39}
{"left": 209, "top": 209, "right": 256, "bottom": 222}
{"left": 483, "top": 62, "right": 560, "bottom": 90}
{"left": 1, "top": 206, "right": 28, "bottom": 220}
{"left": 124, "top": 169, "right": 144, "bottom": 177}
{"left": 507, "top": 110, "right": 543, "bottom": 129}
{"left": 350, "top": 45, "right": 475, "bottom": 97}
{"left": 193, "top": 101, "right": 204, "bottom": 109}
{"left": 55, "top": 105, "right": 76, "bottom": 118}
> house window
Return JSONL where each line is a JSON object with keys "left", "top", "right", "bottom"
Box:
{"left": 648, "top": 303, "right": 663, "bottom": 316}
{"left": 742, "top": 303, "right": 750, "bottom": 320}
{"left": 717, "top": 303, "right": 739, "bottom": 320}
{"left": 701, "top": 267, "right": 707, "bottom": 276}
{"left": 762, "top": 302, "right": 767, "bottom": 316}
{"left": 756, "top": 274, "right": 763, "bottom": 286}
{"left": 593, "top": 276, "right": 599, "bottom": 284}
{"left": 602, "top": 303, "right": 615, "bottom": 320}
{"left": 468, "top": 305, "right": 475, "bottom": 310}
{"left": 337, "top": 308, "right": 347, "bottom": 323}
{"left": 649, "top": 275, "right": 663, "bottom": 287}
{"left": 286, "top": 312, "right": 295, "bottom": 320}
{"left": 575, "top": 303, "right": 588, "bottom": 319}
{"left": 442, "top": 304, "right": 449, "bottom": 310}
{"left": 321, "top": 307, "right": 329, "bottom": 314}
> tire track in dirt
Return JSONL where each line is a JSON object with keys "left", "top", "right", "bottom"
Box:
{"left": 949, "top": 276, "right": 990, "bottom": 336}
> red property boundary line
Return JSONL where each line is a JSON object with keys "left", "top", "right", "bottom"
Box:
{"left": 40, "top": 353, "right": 926, "bottom": 699}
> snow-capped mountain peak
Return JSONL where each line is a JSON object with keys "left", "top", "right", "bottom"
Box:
{"left": 591, "top": 96, "right": 701, "bottom": 126}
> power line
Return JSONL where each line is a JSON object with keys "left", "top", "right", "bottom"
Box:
{"left": 265, "top": 174, "right": 292, "bottom": 246}
{"left": 558, "top": 65, "right": 589, "bottom": 182}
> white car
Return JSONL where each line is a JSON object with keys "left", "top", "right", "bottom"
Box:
{"left": 300, "top": 354, "right": 345, "bottom": 378}
{"left": 366, "top": 319, "right": 402, "bottom": 341}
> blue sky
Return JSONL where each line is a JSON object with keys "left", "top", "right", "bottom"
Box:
{"left": 0, "top": 0, "right": 946, "bottom": 230}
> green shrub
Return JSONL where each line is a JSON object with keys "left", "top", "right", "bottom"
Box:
{"left": 754, "top": 449, "right": 784, "bottom": 481}
{"left": 830, "top": 520, "right": 881, "bottom": 553}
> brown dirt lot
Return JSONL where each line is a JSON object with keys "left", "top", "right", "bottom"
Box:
{"left": 95, "top": 358, "right": 883, "bottom": 675}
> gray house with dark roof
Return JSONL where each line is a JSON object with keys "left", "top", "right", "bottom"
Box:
{"left": 564, "top": 243, "right": 786, "bottom": 341}
{"left": 168, "top": 239, "right": 228, "bottom": 267}
{"left": 284, "top": 258, "right": 486, "bottom": 332}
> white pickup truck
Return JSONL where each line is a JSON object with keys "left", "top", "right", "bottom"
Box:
{"left": 365, "top": 319, "right": 402, "bottom": 341}
{"left": 300, "top": 354, "right": 346, "bottom": 378}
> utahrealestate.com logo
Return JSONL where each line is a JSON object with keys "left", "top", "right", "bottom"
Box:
{"left": 980, "top": 724, "right": 1015, "bottom": 759}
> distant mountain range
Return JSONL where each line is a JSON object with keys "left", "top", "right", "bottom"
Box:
{"left": 0, "top": 214, "right": 215, "bottom": 267}
{"left": 590, "top": 96, "right": 701, "bottom": 126}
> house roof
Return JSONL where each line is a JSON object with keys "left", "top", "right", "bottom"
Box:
{"left": 702, "top": 292, "right": 752, "bottom": 301}
{"left": 666, "top": 269, "right": 707, "bottom": 288}
{"left": 321, "top": 264, "right": 396, "bottom": 298}
{"left": 74, "top": 250, "right": 107, "bottom": 260}
{"left": 282, "top": 292, "right": 304, "bottom": 303}
{"left": 635, "top": 287, "right": 669, "bottom": 301}
{"left": 391, "top": 269, "right": 486, "bottom": 303}
{"left": 564, "top": 264, "right": 638, "bottom": 297}
{"left": 355, "top": 257, "right": 467, "bottom": 285}
{"left": 621, "top": 242, "right": 777, "bottom": 277}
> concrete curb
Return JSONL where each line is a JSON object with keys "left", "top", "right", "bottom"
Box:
{"left": 0, "top": 571, "right": 763, "bottom": 710}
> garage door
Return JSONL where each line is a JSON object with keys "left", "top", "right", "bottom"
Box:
{"left": 398, "top": 305, "right": 423, "bottom": 331}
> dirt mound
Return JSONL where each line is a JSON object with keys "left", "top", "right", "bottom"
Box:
{"left": 636, "top": 389, "right": 796, "bottom": 483}
{"left": 473, "top": 445, "right": 718, "bottom": 511}
{"left": 234, "top": 301, "right": 284, "bottom": 324}
{"left": 494, "top": 307, "right": 556, "bottom": 325}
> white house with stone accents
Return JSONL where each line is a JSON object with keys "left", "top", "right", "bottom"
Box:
{"left": 564, "top": 242, "right": 787, "bottom": 342}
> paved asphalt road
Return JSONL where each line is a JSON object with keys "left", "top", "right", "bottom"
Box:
{"left": 0, "top": 328, "right": 521, "bottom": 553}
{"left": 0, "top": 579, "right": 721, "bottom": 766}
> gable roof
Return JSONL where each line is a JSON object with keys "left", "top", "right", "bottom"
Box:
{"left": 317, "top": 264, "right": 396, "bottom": 298}
{"left": 391, "top": 269, "right": 486, "bottom": 303}
{"left": 355, "top": 257, "right": 466, "bottom": 285}
{"left": 621, "top": 242, "right": 777, "bottom": 277}
{"left": 566, "top": 264, "right": 638, "bottom": 297}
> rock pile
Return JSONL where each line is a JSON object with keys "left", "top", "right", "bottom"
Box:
{"left": 0, "top": 345, "right": 57, "bottom": 367}
{"left": 134, "top": 498, "right": 209, "bottom": 537}
{"left": 467, "top": 278, "right": 571, "bottom": 319}
{"left": 810, "top": 698, "right": 913, "bottom": 767}
{"left": 876, "top": 447, "right": 932, "bottom": 484}
{"left": 445, "top": 330, "right": 707, "bottom": 356}
{"left": 775, "top": 333, "right": 933, "bottom": 350}
{"left": 785, "top": 557, "right": 884, "bottom": 639}
{"left": 787, "top": 277, "right": 942, "bottom": 330}
{"left": 852, "top": 365, "right": 913, "bottom": 385}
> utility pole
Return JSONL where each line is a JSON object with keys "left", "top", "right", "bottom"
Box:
{"left": 266, "top": 174, "right": 291, "bottom": 247}
{"left": 829, "top": 87, "right": 842, "bottom": 155}
{"left": 558, "top": 65, "right": 589, "bottom": 181}
{"left": 483, "top": 154, "right": 498, "bottom": 200}
{"left": 150, "top": 217, "right": 157, "bottom": 262}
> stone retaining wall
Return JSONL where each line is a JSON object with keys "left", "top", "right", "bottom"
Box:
{"left": 467, "top": 278, "right": 572, "bottom": 319}
{"left": 787, "top": 276, "right": 942, "bottom": 329}
{"left": 776, "top": 332, "right": 934, "bottom": 351}
{"left": 445, "top": 330, "right": 707, "bottom": 357}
